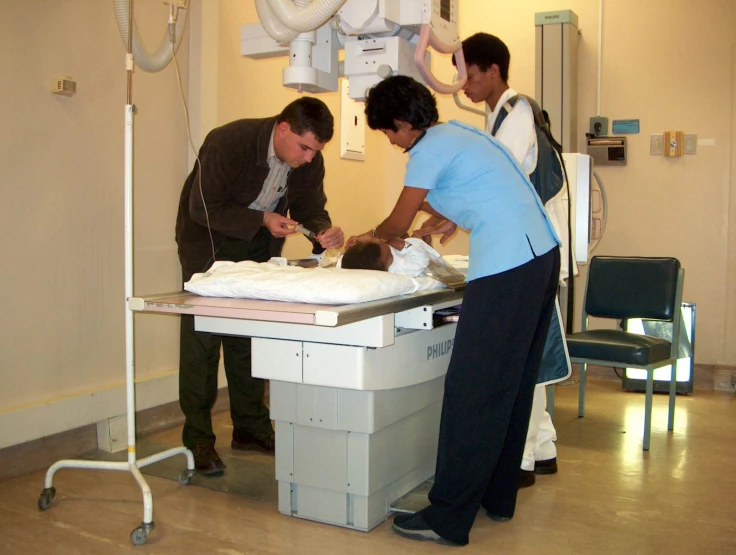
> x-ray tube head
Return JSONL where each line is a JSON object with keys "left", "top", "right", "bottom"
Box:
{"left": 283, "top": 24, "right": 340, "bottom": 94}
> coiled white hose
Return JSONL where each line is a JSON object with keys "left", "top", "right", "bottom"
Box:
{"left": 255, "top": 0, "right": 346, "bottom": 43}
{"left": 113, "top": 0, "right": 188, "bottom": 73}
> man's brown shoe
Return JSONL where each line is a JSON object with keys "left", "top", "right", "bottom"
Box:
{"left": 231, "top": 430, "right": 275, "bottom": 455}
{"left": 191, "top": 443, "right": 226, "bottom": 476}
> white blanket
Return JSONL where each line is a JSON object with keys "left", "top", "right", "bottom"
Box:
{"left": 184, "top": 260, "right": 446, "bottom": 305}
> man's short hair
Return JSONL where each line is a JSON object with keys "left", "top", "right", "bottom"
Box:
{"left": 341, "top": 242, "right": 385, "bottom": 271}
{"left": 278, "top": 97, "right": 334, "bottom": 143}
{"left": 364, "top": 76, "right": 438, "bottom": 132}
{"left": 452, "top": 32, "right": 510, "bottom": 82}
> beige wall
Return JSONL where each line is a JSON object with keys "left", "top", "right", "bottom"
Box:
{"left": 221, "top": 0, "right": 736, "bottom": 366}
{"left": 0, "top": 1, "right": 188, "bottom": 436}
{"left": 583, "top": 0, "right": 735, "bottom": 367}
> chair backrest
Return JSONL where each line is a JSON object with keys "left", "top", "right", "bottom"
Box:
{"left": 584, "top": 256, "right": 681, "bottom": 321}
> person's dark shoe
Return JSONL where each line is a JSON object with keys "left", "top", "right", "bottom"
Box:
{"left": 534, "top": 457, "right": 558, "bottom": 475}
{"left": 191, "top": 443, "right": 226, "bottom": 476}
{"left": 231, "top": 429, "right": 275, "bottom": 455}
{"left": 518, "top": 469, "right": 536, "bottom": 489}
{"left": 487, "top": 512, "right": 513, "bottom": 522}
{"left": 392, "top": 512, "right": 460, "bottom": 546}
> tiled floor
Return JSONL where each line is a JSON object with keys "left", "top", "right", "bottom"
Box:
{"left": 1, "top": 378, "right": 735, "bottom": 554}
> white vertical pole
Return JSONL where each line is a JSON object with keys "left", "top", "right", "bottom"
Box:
{"left": 124, "top": 101, "right": 154, "bottom": 522}
{"left": 124, "top": 103, "right": 136, "bottom": 465}
{"left": 40, "top": 2, "right": 194, "bottom": 545}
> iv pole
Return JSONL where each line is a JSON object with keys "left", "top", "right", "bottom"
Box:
{"left": 38, "top": 0, "right": 194, "bottom": 546}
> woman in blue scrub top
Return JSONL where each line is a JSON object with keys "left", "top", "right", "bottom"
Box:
{"left": 354, "top": 76, "right": 561, "bottom": 546}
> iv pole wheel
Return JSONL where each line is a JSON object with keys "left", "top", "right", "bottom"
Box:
{"left": 37, "top": 487, "right": 56, "bottom": 511}
{"left": 130, "top": 522, "right": 155, "bottom": 546}
{"left": 177, "top": 470, "right": 193, "bottom": 485}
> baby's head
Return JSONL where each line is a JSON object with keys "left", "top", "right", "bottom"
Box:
{"left": 341, "top": 238, "right": 393, "bottom": 271}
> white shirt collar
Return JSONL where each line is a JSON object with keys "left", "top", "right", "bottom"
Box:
{"left": 267, "top": 125, "right": 277, "bottom": 161}
{"left": 267, "top": 125, "right": 289, "bottom": 168}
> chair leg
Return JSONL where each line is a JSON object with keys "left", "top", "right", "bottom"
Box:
{"left": 643, "top": 368, "right": 654, "bottom": 451}
{"left": 578, "top": 363, "right": 587, "bottom": 418}
{"left": 668, "top": 364, "right": 676, "bottom": 431}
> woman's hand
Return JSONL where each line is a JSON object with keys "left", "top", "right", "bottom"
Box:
{"left": 412, "top": 217, "right": 458, "bottom": 245}
{"left": 315, "top": 227, "right": 344, "bottom": 249}
{"left": 345, "top": 232, "right": 375, "bottom": 249}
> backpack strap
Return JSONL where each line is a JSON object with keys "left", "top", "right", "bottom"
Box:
{"left": 518, "top": 94, "right": 563, "bottom": 155}
{"left": 492, "top": 94, "right": 564, "bottom": 156}
{"left": 489, "top": 95, "right": 519, "bottom": 137}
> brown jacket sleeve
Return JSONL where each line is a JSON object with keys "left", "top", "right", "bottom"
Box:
{"left": 188, "top": 138, "right": 268, "bottom": 242}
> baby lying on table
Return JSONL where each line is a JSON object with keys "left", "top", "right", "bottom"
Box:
{"left": 339, "top": 236, "right": 465, "bottom": 285}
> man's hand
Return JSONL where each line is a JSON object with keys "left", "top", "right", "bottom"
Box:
{"left": 412, "top": 217, "right": 458, "bottom": 245}
{"left": 263, "top": 212, "right": 298, "bottom": 238}
{"left": 316, "top": 226, "right": 344, "bottom": 250}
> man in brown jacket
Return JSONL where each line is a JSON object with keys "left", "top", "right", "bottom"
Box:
{"left": 175, "top": 97, "right": 344, "bottom": 475}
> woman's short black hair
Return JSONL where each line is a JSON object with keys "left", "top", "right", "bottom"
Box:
{"left": 278, "top": 97, "right": 334, "bottom": 143}
{"left": 364, "top": 76, "right": 439, "bottom": 132}
{"left": 452, "top": 32, "right": 510, "bottom": 82}
{"left": 341, "top": 242, "right": 385, "bottom": 271}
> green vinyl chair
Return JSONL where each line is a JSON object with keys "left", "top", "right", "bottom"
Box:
{"left": 565, "top": 256, "right": 685, "bottom": 451}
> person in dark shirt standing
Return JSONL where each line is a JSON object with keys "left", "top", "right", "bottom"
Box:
{"left": 175, "top": 97, "right": 344, "bottom": 475}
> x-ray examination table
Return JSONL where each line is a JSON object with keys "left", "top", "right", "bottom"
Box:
{"left": 130, "top": 288, "right": 464, "bottom": 531}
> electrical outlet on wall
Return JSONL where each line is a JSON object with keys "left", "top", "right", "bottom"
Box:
{"left": 650, "top": 134, "right": 663, "bottom": 155}
{"left": 684, "top": 134, "right": 697, "bottom": 154}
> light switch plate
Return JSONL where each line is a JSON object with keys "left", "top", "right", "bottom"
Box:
{"left": 684, "top": 134, "right": 697, "bottom": 154}
{"left": 650, "top": 134, "right": 663, "bottom": 155}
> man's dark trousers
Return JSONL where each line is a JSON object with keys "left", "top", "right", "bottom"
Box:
{"left": 179, "top": 228, "right": 274, "bottom": 448}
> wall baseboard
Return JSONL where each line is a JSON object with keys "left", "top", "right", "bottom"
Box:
{"left": 0, "top": 368, "right": 228, "bottom": 451}
{"left": 712, "top": 364, "right": 736, "bottom": 392}
{"left": 0, "top": 388, "right": 230, "bottom": 483}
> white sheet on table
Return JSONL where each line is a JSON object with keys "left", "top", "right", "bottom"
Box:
{"left": 184, "top": 260, "right": 446, "bottom": 305}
